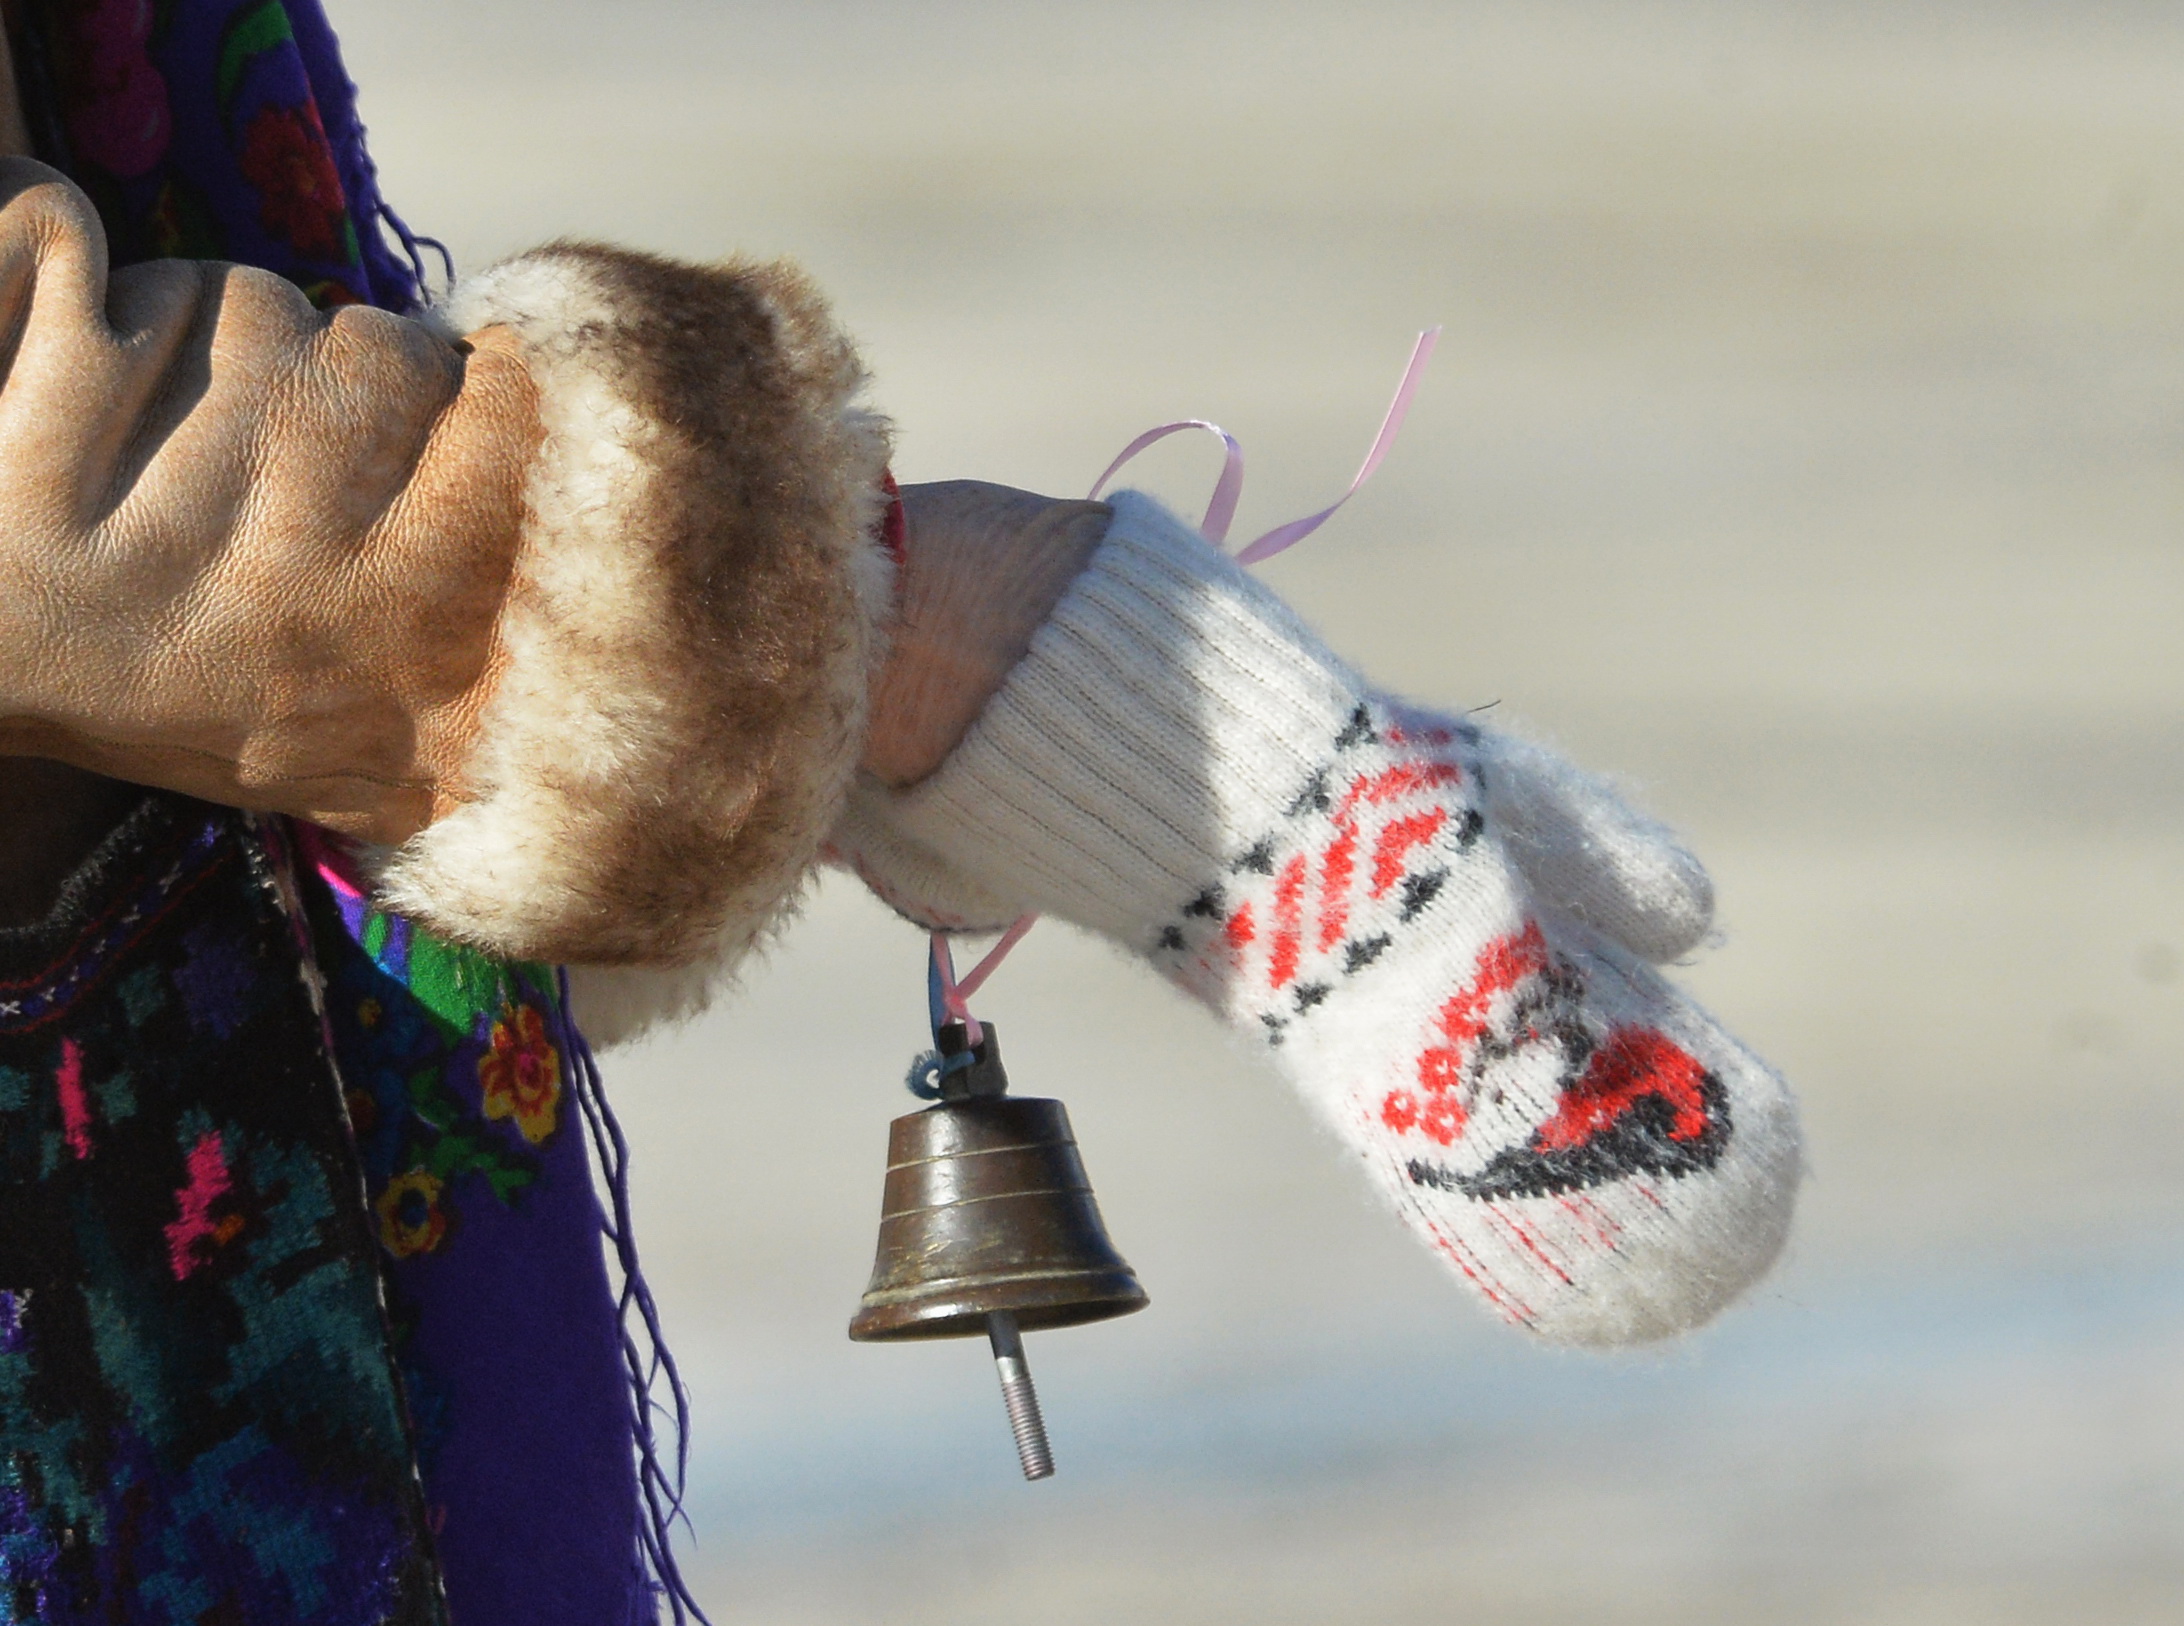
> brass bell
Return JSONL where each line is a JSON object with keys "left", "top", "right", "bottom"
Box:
{"left": 850, "top": 1020, "right": 1148, "bottom": 1478}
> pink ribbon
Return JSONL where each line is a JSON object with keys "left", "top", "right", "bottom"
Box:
{"left": 932, "top": 917, "right": 1037, "bottom": 1047}
{"left": 930, "top": 327, "right": 1442, "bottom": 1025}
{"left": 1087, "top": 420, "right": 1245, "bottom": 543}
{"left": 1089, "top": 327, "right": 1440, "bottom": 562}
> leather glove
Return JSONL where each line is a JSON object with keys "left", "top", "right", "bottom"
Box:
{"left": 0, "top": 158, "right": 891, "bottom": 967}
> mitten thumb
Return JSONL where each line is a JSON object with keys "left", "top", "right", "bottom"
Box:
{"left": 1465, "top": 726, "right": 1714, "bottom": 964}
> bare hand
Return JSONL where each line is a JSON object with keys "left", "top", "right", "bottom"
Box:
{"left": 860, "top": 481, "right": 1111, "bottom": 787}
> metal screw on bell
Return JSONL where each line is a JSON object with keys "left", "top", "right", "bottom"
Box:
{"left": 849, "top": 1020, "right": 1148, "bottom": 1479}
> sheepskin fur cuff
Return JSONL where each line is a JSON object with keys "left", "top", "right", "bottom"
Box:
{"left": 372, "top": 244, "right": 893, "bottom": 988}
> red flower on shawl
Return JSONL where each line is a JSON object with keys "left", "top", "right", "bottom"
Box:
{"left": 62, "top": 0, "right": 172, "bottom": 179}
{"left": 478, "top": 1003, "right": 562, "bottom": 1146}
{"left": 237, "top": 101, "right": 349, "bottom": 261}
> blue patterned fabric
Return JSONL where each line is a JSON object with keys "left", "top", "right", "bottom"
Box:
{"left": 0, "top": 799, "right": 444, "bottom": 1624}
{"left": 304, "top": 851, "right": 663, "bottom": 1626}
{"left": 15, "top": 0, "right": 434, "bottom": 309}
{"left": 0, "top": 5, "right": 699, "bottom": 1618}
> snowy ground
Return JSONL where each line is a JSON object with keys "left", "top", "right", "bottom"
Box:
{"left": 340, "top": 3, "right": 2184, "bottom": 1619}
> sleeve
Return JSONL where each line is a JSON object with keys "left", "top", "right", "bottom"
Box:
{"left": 0, "top": 158, "right": 893, "bottom": 975}
{"left": 829, "top": 490, "right": 1802, "bottom": 1347}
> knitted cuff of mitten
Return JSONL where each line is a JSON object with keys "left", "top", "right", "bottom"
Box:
{"left": 832, "top": 489, "right": 1370, "bottom": 945}
{"left": 377, "top": 246, "right": 893, "bottom": 985}
{"left": 831, "top": 493, "right": 1716, "bottom": 956}
{"left": 834, "top": 492, "right": 1800, "bottom": 1346}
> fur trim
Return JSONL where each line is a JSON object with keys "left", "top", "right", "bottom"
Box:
{"left": 563, "top": 955, "right": 757, "bottom": 1050}
{"left": 374, "top": 243, "right": 893, "bottom": 988}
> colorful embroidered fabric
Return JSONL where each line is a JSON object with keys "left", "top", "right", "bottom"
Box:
{"left": 0, "top": 797, "right": 444, "bottom": 1624}
{"left": 3, "top": 2, "right": 698, "bottom": 1620}
{"left": 11, "top": 0, "right": 437, "bottom": 309}
{"left": 302, "top": 844, "right": 665, "bottom": 1626}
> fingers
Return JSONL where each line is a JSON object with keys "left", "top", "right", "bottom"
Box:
{"left": 1469, "top": 728, "right": 1715, "bottom": 964}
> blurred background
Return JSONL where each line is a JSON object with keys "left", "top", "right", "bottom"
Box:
{"left": 342, "top": 3, "right": 2184, "bottom": 1620}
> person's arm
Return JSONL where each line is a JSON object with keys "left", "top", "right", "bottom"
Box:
{"left": 0, "top": 156, "right": 890, "bottom": 970}
{"left": 832, "top": 491, "right": 1801, "bottom": 1346}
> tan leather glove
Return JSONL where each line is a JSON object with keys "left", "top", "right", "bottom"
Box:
{"left": 0, "top": 158, "right": 892, "bottom": 967}
{"left": 0, "top": 170, "right": 536, "bottom": 837}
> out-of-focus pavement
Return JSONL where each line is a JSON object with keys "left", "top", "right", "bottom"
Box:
{"left": 343, "top": 3, "right": 2184, "bottom": 1620}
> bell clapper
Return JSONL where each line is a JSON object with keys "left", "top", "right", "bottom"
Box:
{"left": 986, "top": 1310, "right": 1055, "bottom": 1481}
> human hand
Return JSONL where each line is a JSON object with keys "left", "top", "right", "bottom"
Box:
{"left": 860, "top": 481, "right": 1112, "bottom": 788}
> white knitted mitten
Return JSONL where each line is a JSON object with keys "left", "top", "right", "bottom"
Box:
{"left": 832, "top": 492, "right": 1800, "bottom": 1346}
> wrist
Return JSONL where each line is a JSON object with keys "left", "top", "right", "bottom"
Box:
{"left": 859, "top": 481, "right": 1111, "bottom": 788}
{"left": 836, "top": 491, "right": 1373, "bottom": 943}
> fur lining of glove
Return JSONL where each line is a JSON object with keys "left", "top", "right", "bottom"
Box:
{"left": 378, "top": 245, "right": 894, "bottom": 971}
